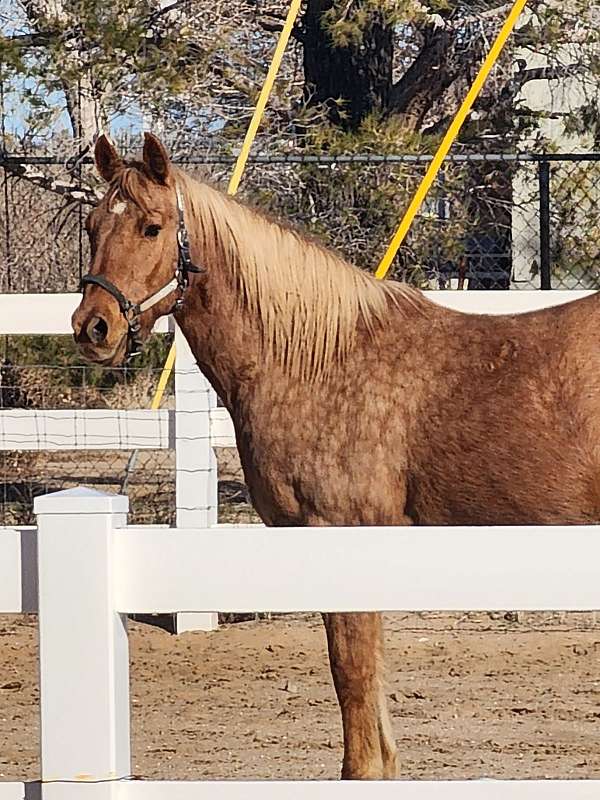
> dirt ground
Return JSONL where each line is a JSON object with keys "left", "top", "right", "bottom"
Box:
{"left": 2, "top": 612, "right": 600, "bottom": 782}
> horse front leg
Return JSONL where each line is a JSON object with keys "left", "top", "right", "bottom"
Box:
{"left": 322, "top": 612, "right": 398, "bottom": 780}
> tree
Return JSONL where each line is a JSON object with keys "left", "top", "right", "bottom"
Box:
{"left": 2, "top": 0, "right": 598, "bottom": 163}
{"left": 300, "top": 0, "right": 599, "bottom": 140}
{"left": 1, "top": 0, "right": 599, "bottom": 289}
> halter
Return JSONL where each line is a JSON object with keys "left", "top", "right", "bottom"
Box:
{"left": 80, "top": 185, "right": 204, "bottom": 360}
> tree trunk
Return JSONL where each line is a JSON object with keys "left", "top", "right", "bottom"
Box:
{"left": 302, "top": 0, "right": 393, "bottom": 130}
{"left": 63, "top": 71, "right": 105, "bottom": 146}
{"left": 387, "top": 26, "right": 461, "bottom": 131}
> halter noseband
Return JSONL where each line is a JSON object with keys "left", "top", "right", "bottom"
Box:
{"left": 80, "top": 185, "right": 204, "bottom": 360}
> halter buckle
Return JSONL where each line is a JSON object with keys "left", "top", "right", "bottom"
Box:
{"left": 124, "top": 306, "right": 140, "bottom": 327}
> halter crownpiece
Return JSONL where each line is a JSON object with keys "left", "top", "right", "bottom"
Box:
{"left": 80, "top": 183, "right": 205, "bottom": 360}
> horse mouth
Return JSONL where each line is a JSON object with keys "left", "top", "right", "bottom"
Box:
{"left": 77, "top": 334, "right": 128, "bottom": 367}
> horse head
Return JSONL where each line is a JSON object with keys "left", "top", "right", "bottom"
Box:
{"left": 72, "top": 133, "right": 199, "bottom": 365}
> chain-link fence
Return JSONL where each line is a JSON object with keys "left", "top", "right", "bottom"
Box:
{"left": 1, "top": 150, "right": 600, "bottom": 292}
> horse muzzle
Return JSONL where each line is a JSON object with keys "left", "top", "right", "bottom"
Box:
{"left": 72, "top": 305, "right": 129, "bottom": 366}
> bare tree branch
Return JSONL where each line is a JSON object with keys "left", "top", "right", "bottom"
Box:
{"left": 510, "top": 62, "right": 586, "bottom": 92}
{"left": 422, "top": 61, "right": 586, "bottom": 137}
{"left": 0, "top": 151, "right": 99, "bottom": 206}
{"left": 257, "top": 17, "right": 284, "bottom": 32}
{"left": 387, "top": 24, "right": 462, "bottom": 129}
{"left": 1, "top": 30, "right": 61, "bottom": 46}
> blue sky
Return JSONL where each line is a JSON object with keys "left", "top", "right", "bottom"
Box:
{"left": 1, "top": 0, "right": 145, "bottom": 141}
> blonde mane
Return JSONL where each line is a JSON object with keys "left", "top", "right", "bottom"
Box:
{"left": 177, "top": 170, "right": 430, "bottom": 380}
{"left": 114, "top": 165, "right": 428, "bottom": 381}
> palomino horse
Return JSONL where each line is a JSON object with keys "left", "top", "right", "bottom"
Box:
{"left": 73, "top": 133, "right": 600, "bottom": 780}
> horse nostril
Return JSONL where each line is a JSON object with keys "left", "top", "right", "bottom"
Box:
{"left": 86, "top": 316, "right": 108, "bottom": 345}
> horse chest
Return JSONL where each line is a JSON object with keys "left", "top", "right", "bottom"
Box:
{"left": 233, "top": 401, "right": 407, "bottom": 525}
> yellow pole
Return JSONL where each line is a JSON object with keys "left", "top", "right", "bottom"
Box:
{"left": 150, "top": 339, "right": 177, "bottom": 410}
{"left": 150, "top": 0, "right": 302, "bottom": 409}
{"left": 228, "top": 0, "right": 303, "bottom": 196}
{"left": 374, "top": 0, "right": 528, "bottom": 281}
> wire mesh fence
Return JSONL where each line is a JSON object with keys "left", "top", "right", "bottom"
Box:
{"left": 0, "top": 334, "right": 258, "bottom": 525}
{"left": 0, "top": 332, "right": 258, "bottom": 528}
{"left": 0, "top": 339, "right": 169, "bottom": 525}
{"left": 1, "top": 149, "right": 599, "bottom": 292}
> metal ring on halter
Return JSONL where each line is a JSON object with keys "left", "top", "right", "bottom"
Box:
{"left": 124, "top": 305, "right": 141, "bottom": 325}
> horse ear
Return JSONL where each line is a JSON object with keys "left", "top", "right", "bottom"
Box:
{"left": 94, "top": 134, "right": 122, "bottom": 183}
{"left": 143, "top": 132, "right": 172, "bottom": 185}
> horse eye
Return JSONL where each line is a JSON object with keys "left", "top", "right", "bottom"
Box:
{"left": 144, "top": 224, "right": 161, "bottom": 238}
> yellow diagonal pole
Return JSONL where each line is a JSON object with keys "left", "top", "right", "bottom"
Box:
{"left": 150, "top": 338, "right": 177, "bottom": 410}
{"left": 150, "top": 0, "right": 302, "bottom": 410}
{"left": 228, "top": 0, "right": 303, "bottom": 196}
{"left": 374, "top": 0, "right": 528, "bottom": 281}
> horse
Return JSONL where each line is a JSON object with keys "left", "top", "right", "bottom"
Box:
{"left": 72, "top": 132, "right": 600, "bottom": 780}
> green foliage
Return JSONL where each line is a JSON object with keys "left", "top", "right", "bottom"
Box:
{"left": 563, "top": 102, "right": 600, "bottom": 149}
{"left": 321, "top": 0, "right": 417, "bottom": 48}
{"left": 261, "top": 114, "right": 499, "bottom": 286}
{"left": 307, "top": 113, "right": 434, "bottom": 155}
{"left": 0, "top": 0, "right": 213, "bottom": 134}
{"left": 1, "top": 332, "right": 174, "bottom": 408}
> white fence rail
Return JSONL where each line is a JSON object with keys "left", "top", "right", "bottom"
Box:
{"left": 0, "top": 409, "right": 171, "bottom": 450}
{"left": 1, "top": 487, "right": 600, "bottom": 798}
{"left": 116, "top": 525, "right": 600, "bottom": 613}
{"left": 0, "top": 527, "right": 37, "bottom": 613}
{"left": 0, "top": 407, "right": 235, "bottom": 450}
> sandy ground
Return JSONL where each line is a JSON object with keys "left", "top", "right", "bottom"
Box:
{"left": 2, "top": 612, "right": 600, "bottom": 782}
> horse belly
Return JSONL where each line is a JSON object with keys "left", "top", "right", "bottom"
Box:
{"left": 408, "top": 423, "right": 600, "bottom": 526}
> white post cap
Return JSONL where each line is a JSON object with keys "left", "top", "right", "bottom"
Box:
{"left": 34, "top": 486, "right": 129, "bottom": 515}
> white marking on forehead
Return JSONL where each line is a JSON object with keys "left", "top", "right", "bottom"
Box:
{"left": 110, "top": 200, "right": 127, "bottom": 215}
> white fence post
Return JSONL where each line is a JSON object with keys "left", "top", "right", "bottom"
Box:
{"left": 35, "top": 487, "right": 130, "bottom": 799}
{"left": 174, "top": 326, "right": 219, "bottom": 633}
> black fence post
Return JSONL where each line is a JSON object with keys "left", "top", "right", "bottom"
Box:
{"left": 538, "top": 159, "right": 552, "bottom": 289}
{"left": 0, "top": 78, "right": 11, "bottom": 292}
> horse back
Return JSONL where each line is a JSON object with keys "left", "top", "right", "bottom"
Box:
{"left": 406, "top": 291, "right": 600, "bottom": 525}
{"left": 235, "top": 291, "right": 600, "bottom": 528}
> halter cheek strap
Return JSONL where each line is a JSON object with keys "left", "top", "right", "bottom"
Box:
{"left": 175, "top": 185, "right": 201, "bottom": 286}
{"left": 80, "top": 184, "right": 204, "bottom": 360}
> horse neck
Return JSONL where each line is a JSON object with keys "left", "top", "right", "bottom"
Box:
{"left": 173, "top": 183, "right": 306, "bottom": 406}
{"left": 174, "top": 266, "right": 265, "bottom": 408}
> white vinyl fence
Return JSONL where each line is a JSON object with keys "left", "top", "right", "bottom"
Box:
{"left": 1, "top": 486, "right": 600, "bottom": 799}
{"left": 0, "top": 293, "right": 236, "bottom": 631}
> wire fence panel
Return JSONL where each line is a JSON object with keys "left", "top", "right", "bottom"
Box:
{"left": 0, "top": 330, "right": 255, "bottom": 528}
{"left": 0, "top": 168, "right": 87, "bottom": 294}
{"left": 0, "top": 342, "right": 173, "bottom": 525}
{"left": 1, "top": 150, "right": 599, "bottom": 292}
